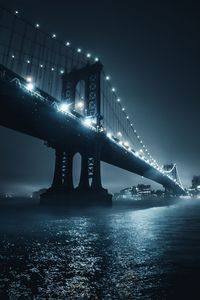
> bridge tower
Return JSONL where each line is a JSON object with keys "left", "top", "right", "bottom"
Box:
{"left": 41, "top": 62, "right": 112, "bottom": 206}
{"left": 163, "top": 164, "right": 179, "bottom": 196}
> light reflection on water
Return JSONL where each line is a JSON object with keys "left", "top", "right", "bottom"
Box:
{"left": 0, "top": 198, "right": 200, "bottom": 299}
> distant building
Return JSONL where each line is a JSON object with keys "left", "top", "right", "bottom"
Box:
{"left": 189, "top": 176, "right": 200, "bottom": 196}
{"left": 114, "top": 183, "right": 166, "bottom": 200}
{"left": 137, "top": 184, "right": 152, "bottom": 196}
{"left": 192, "top": 176, "right": 200, "bottom": 190}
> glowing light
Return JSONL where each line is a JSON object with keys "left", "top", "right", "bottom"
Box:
{"left": 76, "top": 101, "right": 84, "bottom": 109}
{"left": 27, "top": 60, "right": 30, "bottom": 64}
{"left": 26, "top": 77, "right": 32, "bottom": 83}
{"left": 134, "top": 130, "right": 137, "bottom": 133}
{"left": 117, "top": 131, "right": 122, "bottom": 137}
{"left": 51, "top": 67, "right": 55, "bottom": 71}
{"left": 128, "top": 147, "right": 132, "bottom": 151}
{"left": 126, "top": 116, "right": 129, "bottom": 119}
{"left": 131, "top": 123, "right": 133, "bottom": 126}
{"left": 11, "top": 55, "right": 15, "bottom": 59}
{"left": 59, "top": 103, "right": 70, "bottom": 113}
{"left": 77, "top": 48, "right": 82, "bottom": 53}
{"left": 35, "top": 24, "right": 40, "bottom": 28}
{"left": 119, "top": 141, "right": 123, "bottom": 146}
{"left": 52, "top": 33, "right": 56, "bottom": 38}
{"left": 86, "top": 53, "right": 91, "bottom": 58}
{"left": 122, "top": 107, "right": 125, "bottom": 111}
{"left": 92, "top": 119, "right": 97, "bottom": 125}
{"left": 40, "top": 64, "right": 44, "bottom": 68}
{"left": 112, "top": 88, "right": 116, "bottom": 92}
{"left": 66, "top": 41, "right": 70, "bottom": 46}
{"left": 107, "top": 132, "right": 112, "bottom": 139}
{"left": 95, "top": 57, "right": 99, "bottom": 62}
{"left": 15, "top": 10, "right": 19, "bottom": 15}
{"left": 124, "top": 141, "right": 129, "bottom": 147}
{"left": 106, "top": 76, "right": 110, "bottom": 80}
{"left": 60, "top": 70, "right": 64, "bottom": 74}
{"left": 117, "top": 98, "right": 121, "bottom": 102}
{"left": 83, "top": 117, "right": 93, "bottom": 127}
{"left": 26, "top": 83, "right": 34, "bottom": 91}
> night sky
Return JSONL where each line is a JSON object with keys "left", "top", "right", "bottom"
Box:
{"left": 0, "top": 0, "right": 200, "bottom": 195}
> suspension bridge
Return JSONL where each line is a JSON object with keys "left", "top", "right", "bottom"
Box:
{"left": 0, "top": 6, "right": 185, "bottom": 205}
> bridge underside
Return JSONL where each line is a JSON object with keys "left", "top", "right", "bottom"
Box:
{"left": 0, "top": 79, "right": 184, "bottom": 202}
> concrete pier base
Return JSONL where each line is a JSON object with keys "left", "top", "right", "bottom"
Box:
{"left": 40, "top": 189, "right": 112, "bottom": 208}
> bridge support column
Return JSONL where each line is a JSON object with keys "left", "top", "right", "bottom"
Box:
{"left": 90, "top": 141, "right": 103, "bottom": 191}
{"left": 164, "top": 186, "right": 176, "bottom": 197}
{"left": 76, "top": 139, "right": 112, "bottom": 206}
{"left": 78, "top": 155, "right": 90, "bottom": 190}
{"left": 51, "top": 148, "right": 74, "bottom": 192}
{"left": 78, "top": 140, "right": 103, "bottom": 192}
{"left": 40, "top": 147, "right": 74, "bottom": 204}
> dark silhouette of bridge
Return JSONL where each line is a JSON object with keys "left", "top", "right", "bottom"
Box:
{"left": 0, "top": 6, "right": 185, "bottom": 205}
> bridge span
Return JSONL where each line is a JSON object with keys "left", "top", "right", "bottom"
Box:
{"left": 0, "top": 6, "right": 185, "bottom": 205}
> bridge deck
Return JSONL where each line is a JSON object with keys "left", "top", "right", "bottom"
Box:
{"left": 0, "top": 70, "right": 184, "bottom": 194}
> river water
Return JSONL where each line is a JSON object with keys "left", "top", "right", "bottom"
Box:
{"left": 0, "top": 197, "right": 200, "bottom": 299}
